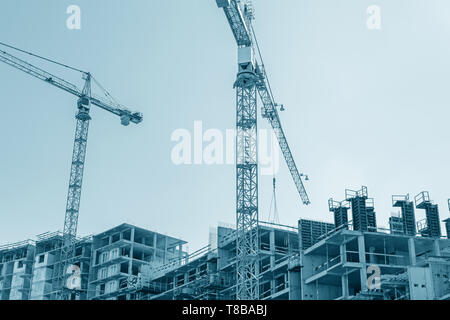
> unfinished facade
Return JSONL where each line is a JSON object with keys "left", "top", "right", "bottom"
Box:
{"left": 1, "top": 189, "right": 449, "bottom": 301}
{"left": 126, "top": 222, "right": 301, "bottom": 300}
{"left": 300, "top": 226, "right": 450, "bottom": 300}
{"left": 87, "top": 224, "right": 186, "bottom": 300}
{"left": 0, "top": 241, "right": 35, "bottom": 300}
{"left": 30, "top": 232, "right": 92, "bottom": 300}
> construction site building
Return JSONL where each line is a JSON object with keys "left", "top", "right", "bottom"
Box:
{"left": 129, "top": 219, "right": 450, "bottom": 301}
{"left": 130, "top": 222, "right": 301, "bottom": 300}
{"left": 1, "top": 190, "right": 450, "bottom": 301}
{"left": 87, "top": 223, "right": 186, "bottom": 300}
{"left": 300, "top": 224, "right": 450, "bottom": 300}
{"left": 30, "top": 232, "right": 92, "bottom": 300}
{"left": 0, "top": 241, "right": 35, "bottom": 300}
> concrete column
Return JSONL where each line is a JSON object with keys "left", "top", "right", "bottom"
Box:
{"left": 153, "top": 233, "right": 157, "bottom": 262}
{"left": 288, "top": 268, "right": 302, "bottom": 300}
{"left": 164, "top": 237, "right": 168, "bottom": 264}
{"left": 408, "top": 238, "right": 416, "bottom": 265}
{"left": 178, "top": 244, "right": 183, "bottom": 261}
{"left": 433, "top": 239, "right": 441, "bottom": 256}
{"left": 128, "top": 228, "right": 135, "bottom": 275}
{"left": 269, "top": 230, "right": 275, "bottom": 267}
{"left": 369, "top": 246, "right": 376, "bottom": 264}
{"left": 358, "top": 235, "right": 367, "bottom": 292}
{"left": 299, "top": 252, "right": 306, "bottom": 300}
{"left": 340, "top": 243, "right": 347, "bottom": 264}
{"left": 271, "top": 279, "right": 275, "bottom": 297}
{"left": 341, "top": 274, "right": 349, "bottom": 298}
{"left": 93, "top": 249, "right": 98, "bottom": 265}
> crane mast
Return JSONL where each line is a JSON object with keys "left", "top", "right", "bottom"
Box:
{"left": 0, "top": 45, "right": 143, "bottom": 299}
{"left": 216, "top": 0, "right": 310, "bottom": 299}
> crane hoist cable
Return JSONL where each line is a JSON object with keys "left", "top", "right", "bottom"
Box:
{"left": 268, "top": 177, "right": 280, "bottom": 224}
{"left": 249, "top": 24, "right": 277, "bottom": 106}
{"left": 0, "top": 41, "right": 124, "bottom": 105}
{"left": 91, "top": 76, "right": 121, "bottom": 106}
{"left": 0, "top": 41, "right": 87, "bottom": 74}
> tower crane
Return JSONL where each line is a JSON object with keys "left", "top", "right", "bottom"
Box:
{"left": 215, "top": 0, "right": 310, "bottom": 299}
{"left": 0, "top": 43, "right": 143, "bottom": 299}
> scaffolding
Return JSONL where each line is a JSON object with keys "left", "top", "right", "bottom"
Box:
{"left": 346, "top": 186, "right": 377, "bottom": 232}
{"left": 328, "top": 198, "right": 350, "bottom": 230}
{"left": 389, "top": 215, "right": 404, "bottom": 235}
{"left": 366, "top": 198, "right": 377, "bottom": 232}
{"left": 444, "top": 199, "right": 450, "bottom": 240}
{"left": 30, "top": 232, "right": 92, "bottom": 300}
{"left": 415, "top": 192, "right": 441, "bottom": 238}
{"left": 380, "top": 273, "right": 409, "bottom": 300}
{"left": 298, "top": 219, "right": 334, "bottom": 250}
{"left": 133, "top": 222, "right": 300, "bottom": 301}
{"left": 392, "top": 194, "right": 417, "bottom": 236}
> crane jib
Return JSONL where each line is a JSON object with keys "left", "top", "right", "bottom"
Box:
{"left": 215, "top": 0, "right": 310, "bottom": 206}
{"left": 0, "top": 48, "right": 143, "bottom": 125}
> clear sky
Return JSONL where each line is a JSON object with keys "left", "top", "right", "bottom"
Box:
{"left": 1, "top": 0, "right": 449, "bottom": 252}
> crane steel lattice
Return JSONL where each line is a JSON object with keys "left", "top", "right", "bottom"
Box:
{"left": 0, "top": 45, "right": 143, "bottom": 299}
{"left": 215, "top": 0, "right": 310, "bottom": 299}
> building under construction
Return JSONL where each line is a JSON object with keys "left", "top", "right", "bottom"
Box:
{"left": 1, "top": 188, "right": 449, "bottom": 301}
{"left": 2, "top": 0, "right": 448, "bottom": 303}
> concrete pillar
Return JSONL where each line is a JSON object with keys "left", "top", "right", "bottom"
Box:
{"left": 178, "top": 244, "right": 183, "bottom": 261}
{"left": 164, "top": 237, "right": 168, "bottom": 264}
{"left": 358, "top": 235, "right": 367, "bottom": 292}
{"left": 341, "top": 274, "right": 349, "bottom": 298}
{"left": 128, "top": 228, "right": 135, "bottom": 275}
{"left": 369, "top": 246, "right": 376, "bottom": 264}
{"left": 340, "top": 243, "right": 347, "bottom": 264}
{"left": 270, "top": 278, "right": 275, "bottom": 297}
{"left": 269, "top": 230, "right": 275, "bottom": 267}
{"left": 408, "top": 237, "right": 416, "bottom": 265}
{"left": 299, "top": 252, "right": 306, "bottom": 300}
{"left": 288, "top": 268, "right": 302, "bottom": 300}
{"left": 153, "top": 233, "right": 157, "bottom": 262}
{"left": 433, "top": 239, "right": 441, "bottom": 256}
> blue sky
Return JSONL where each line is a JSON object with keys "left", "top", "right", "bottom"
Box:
{"left": 0, "top": 0, "right": 449, "bottom": 251}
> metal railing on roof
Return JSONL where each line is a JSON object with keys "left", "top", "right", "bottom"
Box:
{"left": 145, "top": 244, "right": 214, "bottom": 281}
{"left": 0, "top": 239, "right": 35, "bottom": 251}
{"left": 36, "top": 231, "right": 64, "bottom": 241}
{"left": 35, "top": 231, "right": 93, "bottom": 243}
